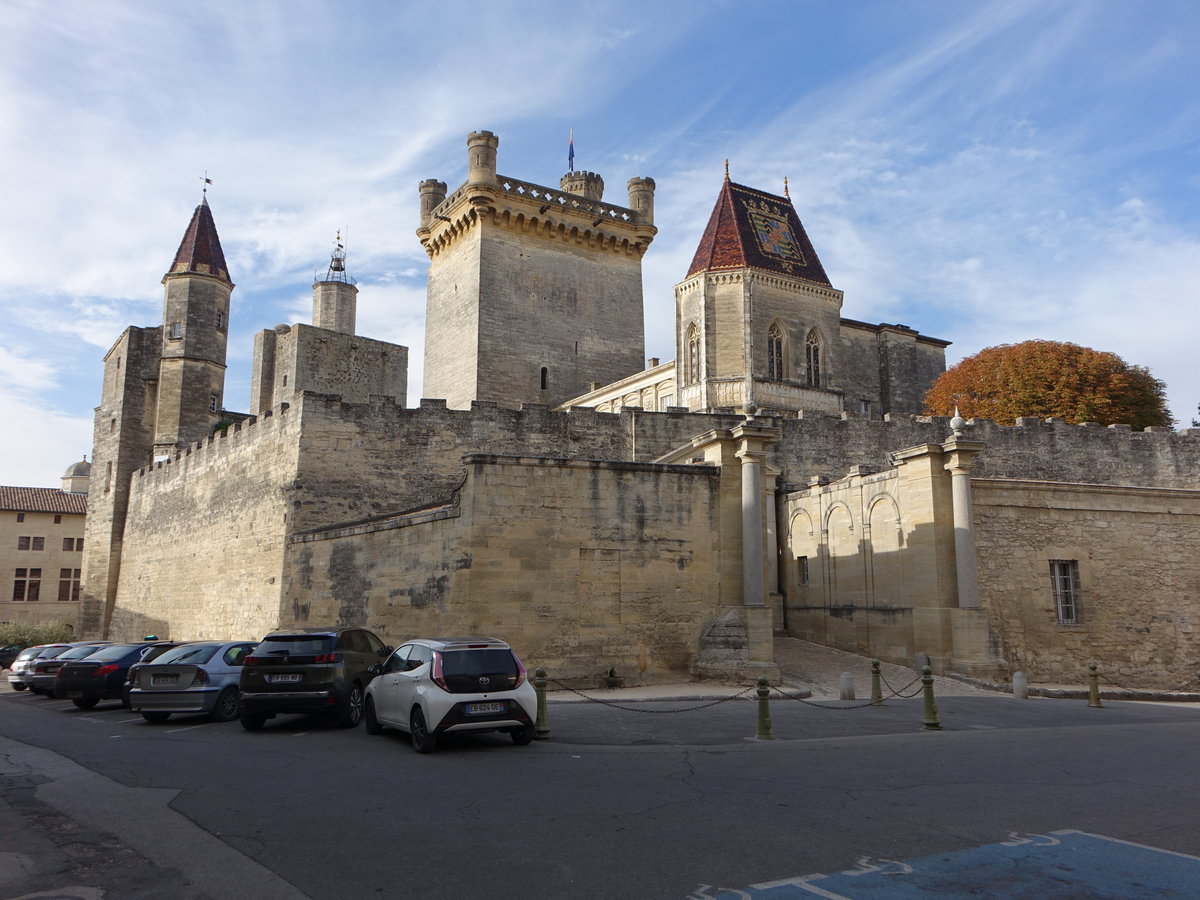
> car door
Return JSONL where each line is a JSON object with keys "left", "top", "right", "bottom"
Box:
{"left": 374, "top": 645, "right": 411, "bottom": 725}
{"left": 395, "top": 644, "right": 434, "bottom": 727}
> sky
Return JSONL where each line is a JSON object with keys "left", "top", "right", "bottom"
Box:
{"left": 2, "top": 0, "right": 1198, "bottom": 487}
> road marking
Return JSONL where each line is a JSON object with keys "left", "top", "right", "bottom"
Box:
{"left": 163, "top": 723, "right": 211, "bottom": 734}
{"left": 705, "top": 831, "right": 1200, "bottom": 898}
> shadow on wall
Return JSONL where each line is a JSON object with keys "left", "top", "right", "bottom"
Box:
{"left": 106, "top": 609, "right": 175, "bottom": 642}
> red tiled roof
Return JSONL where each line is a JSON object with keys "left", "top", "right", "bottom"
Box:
{"left": 0, "top": 487, "right": 87, "bottom": 515}
{"left": 686, "top": 178, "right": 832, "bottom": 286}
{"left": 167, "top": 198, "right": 231, "bottom": 282}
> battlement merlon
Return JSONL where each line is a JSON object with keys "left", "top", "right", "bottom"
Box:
{"left": 417, "top": 131, "right": 657, "bottom": 254}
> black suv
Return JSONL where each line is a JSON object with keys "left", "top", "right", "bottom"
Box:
{"left": 238, "top": 627, "right": 391, "bottom": 730}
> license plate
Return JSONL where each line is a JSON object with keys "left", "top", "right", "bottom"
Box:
{"left": 267, "top": 673, "right": 302, "bottom": 683}
{"left": 151, "top": 675, "right": 178, "bottom": 686}
{"left": 466, "top": 701, "right": 505, "bottom": 715}
{"left": 65, "top": 691, "right": 82, "bottom": 698}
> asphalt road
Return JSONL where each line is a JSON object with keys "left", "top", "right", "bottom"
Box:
{"left": 2, "top": 684, "right": 1199, "bottom": 899}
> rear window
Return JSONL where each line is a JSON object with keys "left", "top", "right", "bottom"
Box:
{"left": 252, "top": 634, "right": 336, "bottom": 656}
{"left": 154, "top": 644, "right": 220, "bottom": 665}
{"left": 16, "top": 648, "right": 42, "bottom": 661}
{"left": 441, "top": 648, "right": 518, "bottom": 678}
{"left": 35, "top": 646, "right": 70, "bottom": 660}
{"left": 83, "top": 644, "right": 143, "bottom": 662}
{"left": 58, "top": 645, "right": 106, "bottom": 660}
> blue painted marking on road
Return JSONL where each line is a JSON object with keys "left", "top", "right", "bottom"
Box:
{"left": 709, "top": 831, "right": 1200, "bottom": 898}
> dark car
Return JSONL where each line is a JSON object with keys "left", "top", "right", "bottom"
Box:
{"left": 238, "top": 627, "right": 392, "bottom": 731}
{"left": 1, "top": 645, "right": 23, "bottom": 670}
{"left": 54, "top": 643, "right": 175, "bottom": 709}
{"left": 27, "top": 642, "right": 112, "bottom": 696}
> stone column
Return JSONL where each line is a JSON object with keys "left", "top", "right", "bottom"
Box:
{"left": 941, "top": 420, "right": 985, "bottom": 609}
{"left": 732, "top": 418, "right": 779, "bottom": 607}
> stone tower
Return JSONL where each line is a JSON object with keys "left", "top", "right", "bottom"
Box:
{"left": 312, "top": 231, "right": 357, "bottom": 334}
{"left": 80, "top": 198, "right": 233, "bottom": 637}
{"left": 153, "top": 197, "right": 234, "bottom": 459}
{"left": 418, "top": 130, "right": 657, "bottom": 409}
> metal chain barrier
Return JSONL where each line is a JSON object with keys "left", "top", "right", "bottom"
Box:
{"left": 767, "top": 685, "right": 878, "bottom": 710}
{"left": 548, "top": 677, "right": 757, "bottom": 713}
{"left": 879, "top": 671, "right": 925, "bottom": 699}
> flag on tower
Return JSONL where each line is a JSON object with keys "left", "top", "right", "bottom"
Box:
{"left": 568, "top": 129, "right": 575, "bottom": 173}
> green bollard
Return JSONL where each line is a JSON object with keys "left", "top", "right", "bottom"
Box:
{"left": 921, "top": 665, "right": 942, "bottom": 731}
{"left": 534, "top": 666, "right": 551, "bottom": 739}
{"left": 871, "top": 659, "right": 883, "bottom": 706}
{"left": 756, "top": 676, "right": 774, "bottom": 740}
{"left": 1088, "top": 661, "right": 1103, "bottom": 708}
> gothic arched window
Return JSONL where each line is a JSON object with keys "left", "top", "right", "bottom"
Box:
{"left": 805, "top": 330, "right": 821, "bottom": 387}
{"left": 767, "top": 322, "right": 785, "bottom": 380}
{"left": 686, "top": 324, "right": 700, "bottom": 385}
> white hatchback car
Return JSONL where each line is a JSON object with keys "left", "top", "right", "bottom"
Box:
{"left": 363, "top": 637, "right": 537, "bottom": 753}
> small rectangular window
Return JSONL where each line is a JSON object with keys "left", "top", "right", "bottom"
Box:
{"left": 659, "top": 395, "right": 674, "bottom": 411}
{"left": 17, "top": 536, "right": 29, "bottom": 551}
{"left": 16, "top": 512, "right": 24, "bottom": 522}
{"left": 77, "top": 537, "right": 84, "bottom": 552}
{"left": 54, "top": 514, "right": 62, "bottom": 525}
{"left": 12, "top": 568, "right": 27, "bottom": 601}
{"left": 25, "top": 568, "right": 41, "bottom": 601}
{"left": 62, "top": 537, "right": 73, "bottom": 551}
{"left": 170, "top": 322, "right": 182, "bottom": 340}
{"left": 798, "top": 556, "right": 810, "bottom": 585}
{"left": 210, "top": 395, "right": 218, "bottom": 413}
{"left": 1050, "top": 559, "right": 1080, "bottom": 625}
{"left": 58, "top": 568, "right": 81, "bottom": 602}
{"left": 216, "top": 311, "right": 225, "bottom": 331}
{"left": 31, "top": 537, "right": 44, "bottom": 551}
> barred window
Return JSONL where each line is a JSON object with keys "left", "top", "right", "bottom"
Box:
{"left": 1049, "top": 559, "right": 1080, "bottom": 625}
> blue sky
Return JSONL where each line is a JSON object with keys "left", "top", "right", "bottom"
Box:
{"left": 2, "top": 0, "right": 1198, "bottom": 487}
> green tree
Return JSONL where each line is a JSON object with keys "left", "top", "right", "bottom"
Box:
{"left": 924, "top": 340, "right": 1172, "bottom": 429}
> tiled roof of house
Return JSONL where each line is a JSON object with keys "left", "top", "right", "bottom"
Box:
{"left": 0, "top": 487, "right": 88, "bottom": 515}
{"left": 167, "top": 197, "right": 231, "bottom": 282}
{"left": 686, "top": 177, "right": 832, "bottom": 286}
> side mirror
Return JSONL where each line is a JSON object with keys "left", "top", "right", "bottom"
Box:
{"left": 367, "top": 664, "right": 382, "bottom": 676}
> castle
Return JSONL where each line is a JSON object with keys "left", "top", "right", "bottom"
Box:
{"left": 79, "top": 131, "right": 1200, "bottom": 688}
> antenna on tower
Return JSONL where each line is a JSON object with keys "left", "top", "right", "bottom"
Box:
{"left": 783, "top": 176, "right": 790, "bottom": 198}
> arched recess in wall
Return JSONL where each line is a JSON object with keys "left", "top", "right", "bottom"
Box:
{"left": 866, "top": 493, "right": 904, "bottom": 608}
{"left": 685, "top": 322, "right": 700, "bottom": 384}
{"left": 788, "top": 509, "right": 820, "bottom": 606}
{"left": 825, "top": 502, "right": 865, "bottom": 608}
{"left": 767, "top": 320, "right": 786, "bottom": 381}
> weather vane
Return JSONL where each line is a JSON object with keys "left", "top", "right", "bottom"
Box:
{"left": 199, "top": 170, "right": 213, "bottom": 196}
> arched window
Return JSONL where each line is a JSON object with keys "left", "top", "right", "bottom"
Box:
{"left": 686, "top": 324, "right": 700, "bottom": 385}
{"left": 805, "top": 330, "right": 821, "bottom": 387}
{"left": 767, "top": 322, "right": 784, "bottom": 380}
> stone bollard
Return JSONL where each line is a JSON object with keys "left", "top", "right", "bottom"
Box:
{"left": 921, "top": 665, "right": 942, "bottom": 731}
{"left": 839, "top": 672, "right": 855, "bottom": 701}
{"left": 1013, "top": 671, "right": 1028, "bottom": 700}
{"left": 1088, "top": 661, "right": 1103, "bottom": 708}
{"left": 756, "top": 676, "right": 773, "bottom": 740}
{"left": 871, "top": 659, "right": 883, "bottom": 706}
{"left": 534, "top": 666, "right": 551, "bottom": 739}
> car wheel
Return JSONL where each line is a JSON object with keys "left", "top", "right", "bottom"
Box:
{"left": 210, "top": 686, "right": 240, "bottom": 723}
{"left": 142, "top": 711, "right": 171, "bottom": 723}
{"left": 240, "top": 712, "right": 266, "bottom": 731}
{"left": 364, "top": 695, "right": 383, "bottom": 735}
{"left": 72, "top": 698, "right": 99, "bottom": 710}
{"left": 12, "top": 683, "right": 26, "bottom": 692}
{"left": 338, "top": 683, "right": 364, "bottom": 728}
{"left": 410, "top": 706, "right": 437, "bottom": 754}
{"left": 510, "top": 722, "right": 535, "bottom": 746}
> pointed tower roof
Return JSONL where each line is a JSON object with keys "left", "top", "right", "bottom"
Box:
{"left": 166, "top": 197, "right": 231, "bottom": 283}
{"left": 686, "top": 176, "right": 831, "bottom": 286}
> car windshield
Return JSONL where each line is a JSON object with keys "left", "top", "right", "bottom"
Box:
{"left": 253, "top": 635, "right": 335, "bottom": 656}
{"left": 154, "top": 644, "right": 220, "bottom": 665}
{"left": 34, "top": 646, "right": 71, "bottom": 660}
{"left": 15, "top": 648, "right": 43, "bottom": 661}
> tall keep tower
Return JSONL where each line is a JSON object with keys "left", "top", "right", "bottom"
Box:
{"left": 153, "top": 197, "right": 233, "bottom": 458}
{"left": 418, "top": 131, "right": 657, "bottom": 409}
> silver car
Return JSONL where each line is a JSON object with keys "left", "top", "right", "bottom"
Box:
{"left": 128, "top": 641, "right": 256, "bottom": 722}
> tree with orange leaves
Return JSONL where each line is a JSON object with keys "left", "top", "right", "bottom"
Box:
{"left": 924, "top": 340, "right": 1172, "bottom": 430}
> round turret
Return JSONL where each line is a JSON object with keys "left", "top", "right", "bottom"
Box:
{"left": 419, "top": 179, "right": 448, "bottom": 229}
{"left": 466, "top": 131, "right": 500, "bottom": 185}
{"left": 627, "top": 177, "right": 656, "bottom": 225}
{"left": 561, "top": 171, "right": 604, "bottom": 201}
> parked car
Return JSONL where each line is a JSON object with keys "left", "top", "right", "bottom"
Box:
{"left": 7, "top": 644, "right": 72, "bottom": 691}
{"left": 1, "top": 644, "right": 23, "bottom": 670}
{"left": 27, "top": 642, "right": 113, "bottom": 696}
{"left": 129, "top": 641, "right": 256, "bottom": 722}
{"left": 363, "top": 637, "right": 536, "bottom": 753}
{"left": 238, "top": 627, "right": 391, "bottom": 731}
{"left": 54, "top": 643, "right": 176, "bottom": 709}
{"left": 121, "top": 641, "right": 186, "bottom": 706}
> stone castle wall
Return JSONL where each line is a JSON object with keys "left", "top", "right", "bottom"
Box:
{"left": 287, "top": 454, "right": 725, "bottom": 683}
{"left": 973, "top": 479, "right": 1200, "bottom": 688}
